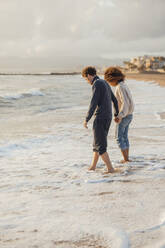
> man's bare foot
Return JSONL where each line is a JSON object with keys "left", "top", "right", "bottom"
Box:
{"left": 120, "top": 159, "right": 132, "bottom": 164}
{"left": 120, "top": 160, "right": 127, "bottom": 164}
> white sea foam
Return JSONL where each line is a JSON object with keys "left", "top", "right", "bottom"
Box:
{"left": 0, "top": 75, "right": 165, "bottom": 247}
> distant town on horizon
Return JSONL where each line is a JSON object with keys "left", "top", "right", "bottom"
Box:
{"left": 123, "top": 55, "right": 165, "bottom": 73}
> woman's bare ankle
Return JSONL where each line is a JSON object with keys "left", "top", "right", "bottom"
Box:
{"left": 106, "top": 167, "right": 115, "bottom": 173}
{"left": 88, "top": 166, "right": 96, "bottom": 171}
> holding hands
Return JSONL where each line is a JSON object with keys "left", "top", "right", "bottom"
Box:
{"left": 114, "top": 116, "right": 121, "bottom": 123}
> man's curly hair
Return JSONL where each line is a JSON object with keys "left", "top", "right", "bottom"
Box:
{"left": 81, "top": 66, "right": 97, "bottom": 77}
{"left": 104, "top": 67, "right": 125, "bottom": 83}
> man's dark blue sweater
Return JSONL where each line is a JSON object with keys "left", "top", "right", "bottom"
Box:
{"left": 86, "top": 76, "right": 119, "bottom": 122}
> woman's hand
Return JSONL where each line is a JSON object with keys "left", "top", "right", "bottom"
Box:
{"left": 114, "top": 117, "right": 121, "bottom": 123}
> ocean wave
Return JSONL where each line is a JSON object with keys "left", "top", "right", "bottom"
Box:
{"left": 37, "top": 105, "right": 82, "bottom": 113}
{"left": 0, "top": 143, "right": 27, "bottom": 157}
{"left": 1, "top": 89, "right": 45, "bottom": 100}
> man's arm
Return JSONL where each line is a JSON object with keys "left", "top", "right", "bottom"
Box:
{"left": 85, "top": 83, "right": 100, "bottom": 123}
{"left": 110, "top": 88, "right": 119, "bottom": 117}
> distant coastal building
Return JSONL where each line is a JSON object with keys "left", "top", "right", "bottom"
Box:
{"left": 123, "top": 55, "right": 165, "bottom": 72}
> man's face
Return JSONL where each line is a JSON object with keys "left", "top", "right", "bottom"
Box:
{"left": 85, "top": 74, "right": 93, "bottom": 85}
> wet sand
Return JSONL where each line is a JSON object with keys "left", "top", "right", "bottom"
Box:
{"left": 126, "top": 72, "right": 165, "bottom": 87}
{"left": 159, "top": 112, "right": 165, "bottom": 120}
{"left": 126, "top": 72, "right": 165, "bottom": 120}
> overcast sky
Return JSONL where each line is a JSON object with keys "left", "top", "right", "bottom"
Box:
{"left": 0, "top": 0, "right": 165, "bottom": 60}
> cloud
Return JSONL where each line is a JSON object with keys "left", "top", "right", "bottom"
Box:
{"left": 0, "top": 0, "right": 165, "bottom": 60}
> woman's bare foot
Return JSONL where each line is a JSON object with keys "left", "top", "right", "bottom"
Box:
{"left": 104, "top": 168, "right": 115, "bottom": 174}
{"left": 88, "top": 166, "right": 96, "bottom": 171}
{"left": 114, "top": 168, "right": 123, "bottom": 173}
{"left": 103, "top": 168, "right": 122, "bottom": 174}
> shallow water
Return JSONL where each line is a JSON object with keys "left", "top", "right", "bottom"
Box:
{"left": 0, "top": 75, "right": 165, "bottom": 248}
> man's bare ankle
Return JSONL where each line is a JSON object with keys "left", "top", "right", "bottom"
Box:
{"left": 120, "top": 160, "right": 128, "bottom": 163}
{"left": 120, "top": 159, "right": 132, "bottom": 163}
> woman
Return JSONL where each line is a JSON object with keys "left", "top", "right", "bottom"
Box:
{"left": 104, "top": 67, "right": 134, "bottom": 163}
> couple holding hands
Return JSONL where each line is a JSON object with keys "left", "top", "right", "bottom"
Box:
{"left": 82, "top": 66, "right": 134, "bottom": 173}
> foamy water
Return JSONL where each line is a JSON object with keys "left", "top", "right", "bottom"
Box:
{"left": 0, "top": 75, "right": 165, "bottom": 248}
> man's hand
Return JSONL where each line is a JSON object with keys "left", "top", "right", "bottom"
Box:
{"left": 83, "top": 120, "right": 88, "bottom": 129}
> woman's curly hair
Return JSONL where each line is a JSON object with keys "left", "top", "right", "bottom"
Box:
{"left": 104, "top": 67, "right": 125, "bottom": 83}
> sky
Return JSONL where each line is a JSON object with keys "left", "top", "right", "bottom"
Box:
{"left": 0, "top": 0, "right": 165, "bottom": 69}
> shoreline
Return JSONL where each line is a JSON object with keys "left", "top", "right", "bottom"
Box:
{"left": 126, "top": 72, "right": 165, "bottom": 87}
{"left": 0, "top": 72, "right": 81, "bottom": 76}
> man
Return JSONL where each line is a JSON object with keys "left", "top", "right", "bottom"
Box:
{"left": 82, "top": 66, "right": 119, "bottom": 173}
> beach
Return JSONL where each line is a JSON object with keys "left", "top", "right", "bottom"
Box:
{"left": 126, "top": 72, "right": 165, "bottom": 87}
{"left": 0, "top": 74, "right": 165, "bottom": 248}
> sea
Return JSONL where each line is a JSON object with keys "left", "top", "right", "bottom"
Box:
{"left": 0, "top": 74, "right": 165, "bottom": 248}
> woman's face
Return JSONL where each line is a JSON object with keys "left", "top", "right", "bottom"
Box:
{"left": 109, "top": 80, "right": 118, "bottom": 87}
